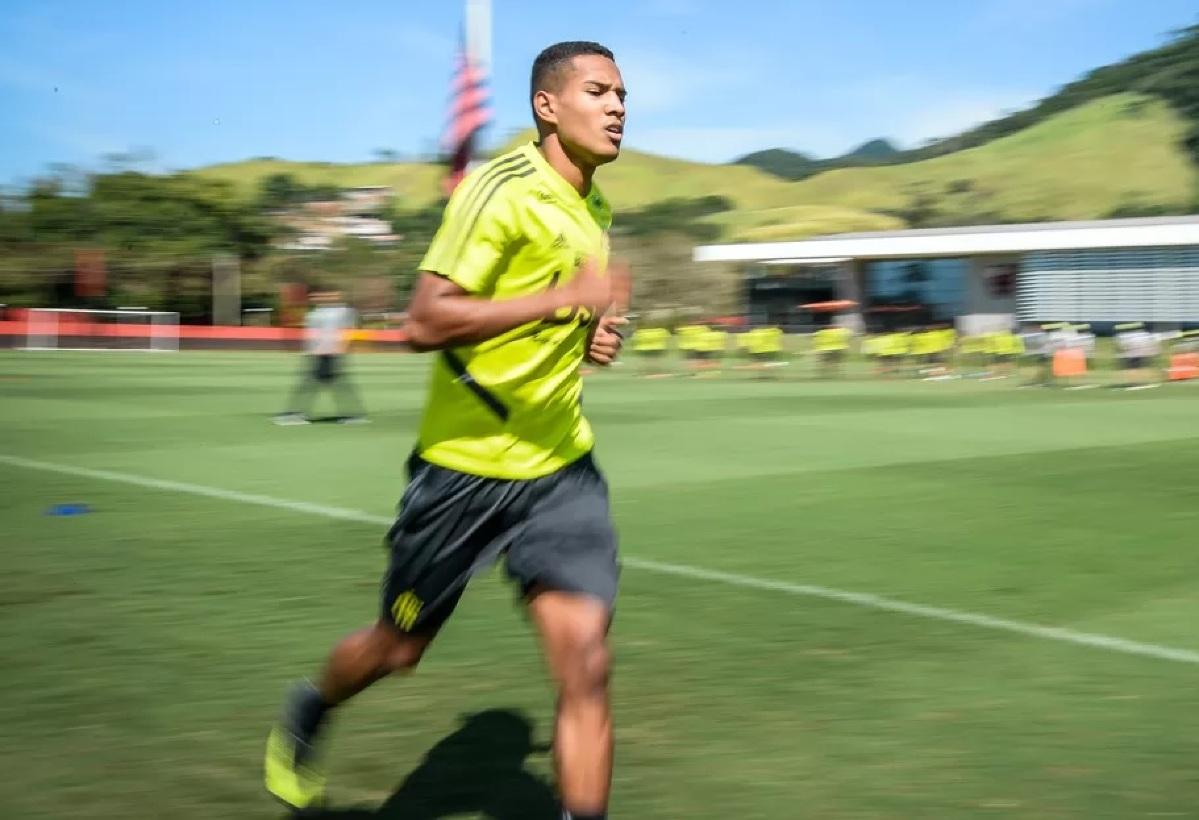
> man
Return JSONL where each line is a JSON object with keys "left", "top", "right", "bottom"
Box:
{"left": 748, "top": 325, "right": 785, "bottom": 378}
{"left": 1116, "top": 322, "right": 1162, "bottom": 390}
{"left": 813, "top": 323, "right": 850, "bottom": 379}
{"left": 274, "top": 289, "right": 368, "bottom": 424}
{"left": 265, "top": 41, "right": 629, "bottom": 820}
{"left": 1019, "top": 322, "right": 1050, "bottom": 387}
{"left": 630, "top": 324, "right": 672, "bottom": 377}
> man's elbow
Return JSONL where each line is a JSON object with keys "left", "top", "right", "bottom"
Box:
{"left": 403, "top": 314, "right": 447, "bottom": 352}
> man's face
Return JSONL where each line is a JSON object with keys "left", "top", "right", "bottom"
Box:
{"left": 540, "top": 54, "right": 626, "bottom": 165}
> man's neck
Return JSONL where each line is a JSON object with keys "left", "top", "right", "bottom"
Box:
{"left": 537, "top": 134, "right": 594, "bottom": 196}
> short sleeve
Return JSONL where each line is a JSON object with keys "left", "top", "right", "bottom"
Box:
{"left": 419, "top": 182, "right": 517, "bottom": 294}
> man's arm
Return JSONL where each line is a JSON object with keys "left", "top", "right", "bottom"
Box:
{"left": 404, "top": 260, "right": 613, "bottom": 352}
{"left": 584, "top": 260, "right": 631, "bottom": 366}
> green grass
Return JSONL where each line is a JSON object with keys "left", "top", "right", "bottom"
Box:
{"left": 1, "top": 351, "right": 1197, "bottom": 819}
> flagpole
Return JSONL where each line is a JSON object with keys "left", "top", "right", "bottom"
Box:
{"left": 465, "top": 0, "right": 491, "bottom": 78}
{"left": 444, "top": 0, "right": 492, "bottom": 194}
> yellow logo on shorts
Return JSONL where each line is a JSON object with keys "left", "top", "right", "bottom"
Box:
{"left": 391, "top": 590, "right": 423, "bottom": 631}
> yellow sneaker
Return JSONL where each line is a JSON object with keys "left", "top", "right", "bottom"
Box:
{"left": 264, "top": 723, "right": 326, "bottom": 810}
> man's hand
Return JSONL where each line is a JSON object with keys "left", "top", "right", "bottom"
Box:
{"left": 557, "top": 257, "right": 614, "bottom": 316}
{"left": 587, "top": 315, "right": 628, "bottom": 366}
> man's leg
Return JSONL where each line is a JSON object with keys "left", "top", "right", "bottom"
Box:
{"left": 329, "top": 359, "right": 369, "bottom": 420}
{"left": 528, "top": 589, "right": 613, "bottom": 820}
{"left": 278, "top": 355, "right": 319, "bottom": 422}
{"left": 318, "top": 620, "right": 436, "bottom": 703}
{"left": 502, "top": 452, "right": 619, "bottom": 818}
{"left": 265, "top": 621, "right": 439, "bottom": 810}
{"left": 266, "top": 453, "right": 498, "bottom": 810}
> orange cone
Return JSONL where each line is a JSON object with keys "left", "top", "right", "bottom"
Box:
{"left": 1167, "top": 352, "right": 1199, "bottom": 381}
{"left": 1052, "top": 347, "right": 1087, "bottom": 379}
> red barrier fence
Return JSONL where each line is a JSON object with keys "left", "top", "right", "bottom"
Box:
{"left": 0, "top": 309, "right": 410, "bottom": 348}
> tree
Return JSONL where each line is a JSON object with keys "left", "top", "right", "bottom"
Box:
{"left": 0, "top": 170, "right": 277, "bottom": 319}
{"left": 258, "top": 173, "right": 305, "bottom": 211}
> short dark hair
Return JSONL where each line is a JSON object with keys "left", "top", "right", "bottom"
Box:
{"left": 530, "top": 41, "right": 615, "bottom": 99}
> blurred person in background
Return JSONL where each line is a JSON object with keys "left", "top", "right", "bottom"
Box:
{"left": 1116, "top": 322, "right": 1162, "bottom": 390}
{"left": 984, "top": 326, "right": 1022, "bottom": 381}
{"left": 1020, "top": 322, "right": 1051, "bottom": 386}
{"left": 264, "top": 41, "right": 628, "bottom": 820}
{"left": 924, "top": 322, "right": 957, "bottom": 381}
{"left": 697, "top": 325, "right": 728, "bottom": 376}
{"left": 910, "top": 325, "right": 936, "bottom": 378}
{"left": 745, "top": 325, "right": 785, "bottom": 378}
{"left": 274, "top": 289, "right": 368, "bottom": 425}
{"left": 877, "top": 328, "right": 909, "bottom": 379}
{"left": 676, "top": 322, "right": 706, "bottom": 375}
{"left": 631, "top": 324, "right": 672, "bottom": 377}
{"left": 958, "top": 330, "right": 990, "bottom": 379}
{"left": 813, "top": 322, "right": 851, "bottom": 378}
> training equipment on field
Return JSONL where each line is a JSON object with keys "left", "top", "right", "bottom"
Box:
{"left": 23, "top": 308, "right": 180, "bottom": 352}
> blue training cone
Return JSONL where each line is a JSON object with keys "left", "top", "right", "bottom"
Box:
{"left": 45, "top": 503, "right": 92, "bottom": 517}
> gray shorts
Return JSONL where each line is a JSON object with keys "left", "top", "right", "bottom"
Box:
{"left": 380, "top": 451, "right": 619, "bottom": 634}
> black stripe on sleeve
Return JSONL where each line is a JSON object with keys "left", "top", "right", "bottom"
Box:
{"left": 438, "top": 155, "right": 531, "bottom": 256}
{"left": 445, "top": 164, "right": 537, "bottom": 272}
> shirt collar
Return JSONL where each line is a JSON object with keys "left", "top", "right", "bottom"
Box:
{"left": 521, "top": 142, "right": 595, "bottom": 203}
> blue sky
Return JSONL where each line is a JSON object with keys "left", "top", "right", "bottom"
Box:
{"left": 1, "top": 0, "right": 1196, "bottom": 185}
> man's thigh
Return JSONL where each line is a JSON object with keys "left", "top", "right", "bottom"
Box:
{"left": 506, "top": 454, "right": 619, "bottom": 610}
{"left": 381, "top": 455, "right": 524, "bottom": 634}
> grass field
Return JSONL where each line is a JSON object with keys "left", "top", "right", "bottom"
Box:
{"left": 2, "top": 351, "right": 1197, "bottom": 819}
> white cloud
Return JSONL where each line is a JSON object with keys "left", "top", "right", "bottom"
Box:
{"left": 844, "top": 74, "right": 1038, "bottom": 149}
{"left": 617, "top": 46, "right": 765, "bottom": 115}
{"left": 627, "top": 124, "right": 850, "bottom": 163}
{"left": 629, "top": 76, "right": 1043, "bottom": 162}
{"left": 894, "top": 91, "right": 1038, "bottom": 146}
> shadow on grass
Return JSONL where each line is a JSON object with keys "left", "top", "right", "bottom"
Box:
{"left": 300, "top": 709, "right": 558, "bottom": 820}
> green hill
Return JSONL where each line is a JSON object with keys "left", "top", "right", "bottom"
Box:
{"left": 843, "top": 138, "right": 900, "bottom": 162}
{"left": 733, "top": 139, "right": 901, "bottom": 182}
{"left": 861, "top": 23, "right": 1199, "bottom": 168}
{"left": 187, "top": 24, "right": 1199, "bottom": 241}
{"left": 189, "top": 157, "right": 447, "bottom": 209}
{"left": 783, "top": 93, "right": 1197, "bottom": 226}
{"left": 732, "top": 148, "right": 819, "bottom": 180}
{"left": 188, "top": 92, "right": 1195, "bottom": 240}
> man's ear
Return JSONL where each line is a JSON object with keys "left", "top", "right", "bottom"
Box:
{"left": 532, "top": 89, "right": 557, "bottom": 128}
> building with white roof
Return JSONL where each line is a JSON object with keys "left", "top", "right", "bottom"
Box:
{"left": 694, "top": 215, "right": 1199, "bottom": 332}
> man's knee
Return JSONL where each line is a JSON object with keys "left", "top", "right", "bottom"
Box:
{"left": 373, "top": 621, "right": 432, "bottom": 673}
{"left": 560, "top": 630, "right": 611, "bottom": 695}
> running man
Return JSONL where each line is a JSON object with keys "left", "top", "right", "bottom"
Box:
{"left": 265, "top": 41, "right": 629, "bottom": 820}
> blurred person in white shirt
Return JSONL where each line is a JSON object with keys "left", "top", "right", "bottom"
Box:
{"left": 1115, "top": 322, "right": 1162, "bottom": 390}
{"left": 274, "top": 290, "right": 369, "bottom": 424}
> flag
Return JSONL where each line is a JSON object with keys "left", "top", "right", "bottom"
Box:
{"left": 442, "top": 33, "right": 490, "bottom": 195}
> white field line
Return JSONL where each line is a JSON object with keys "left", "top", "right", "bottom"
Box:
{"left": 3, "top": 453, "right": 1196, "bottom": 667}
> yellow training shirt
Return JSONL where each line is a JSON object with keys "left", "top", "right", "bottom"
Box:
{"left": 416, "top": 143, "right": 612, "bottom": 479}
